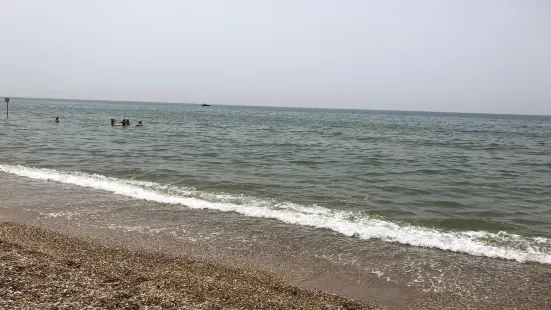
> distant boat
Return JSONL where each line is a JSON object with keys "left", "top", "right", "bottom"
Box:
{"left": 201, "top": 103, "right": 210, "bottom": 107}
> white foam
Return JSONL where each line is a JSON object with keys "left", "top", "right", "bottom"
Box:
{"left": 2, "top": 164, "right": 551, "bottom": 264}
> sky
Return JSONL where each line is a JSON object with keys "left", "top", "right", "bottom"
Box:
{"left": 0, "top": 1, "right": 550, "bottom": 114}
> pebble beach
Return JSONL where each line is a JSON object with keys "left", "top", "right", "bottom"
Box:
{"left": 0, "top": 221, "right": 374, "bottom": 310}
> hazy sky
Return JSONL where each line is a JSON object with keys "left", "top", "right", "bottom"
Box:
{"left": 1, "top": 1, "right": 550, "bottom": 114}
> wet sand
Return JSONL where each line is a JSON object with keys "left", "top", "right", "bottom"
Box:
{"left": 0, "top": 221, "right": 374, "bottom": 310}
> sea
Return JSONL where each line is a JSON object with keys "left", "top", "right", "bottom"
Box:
{"left": 1, "top": 98, "right": 550, "bottom": 305}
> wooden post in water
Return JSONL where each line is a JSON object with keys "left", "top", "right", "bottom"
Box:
{"left": 4, "top": 97, "right": 8, "bottom": 117}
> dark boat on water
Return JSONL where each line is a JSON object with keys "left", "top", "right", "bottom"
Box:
{"left": 201, "top": 103, "right": 210, "bottom": 106}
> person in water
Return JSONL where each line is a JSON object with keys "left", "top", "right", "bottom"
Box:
{"left": 55, "top": 117, "right": 59, "bottom": 123}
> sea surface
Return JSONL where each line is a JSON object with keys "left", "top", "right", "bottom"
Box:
{"left": 1, "top": 98, "right": 551, "bottom": 298}
{"left": 1, "top": 98, "right": 551, "bottom": 260}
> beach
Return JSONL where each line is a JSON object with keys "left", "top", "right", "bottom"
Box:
{"left": 1, "top": 99, "right": 551, "bottom": 309}
{"left": 3, "top": 0, "right": 551, "bottom": 305}
{"left": 0, "top": 221, "right": 375, "bottom": 310}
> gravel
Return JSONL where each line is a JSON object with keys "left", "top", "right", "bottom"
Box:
{"left": 0, "top": 221, "right": 376, "bottom": 310}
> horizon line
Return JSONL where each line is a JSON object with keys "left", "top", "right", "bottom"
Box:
{"left": 4, "top": 95, "right": 551, "bottom": 117}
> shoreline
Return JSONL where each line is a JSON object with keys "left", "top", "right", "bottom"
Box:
{"left": 2, "top": 173, "right": 551, "bottom": 309}
{"left": 0, "top": 221, "right": 374, "bottom": 309}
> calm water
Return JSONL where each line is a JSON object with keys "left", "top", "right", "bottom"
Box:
{"left": 1, "top": 98, "right": 551, "bottom": 264}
